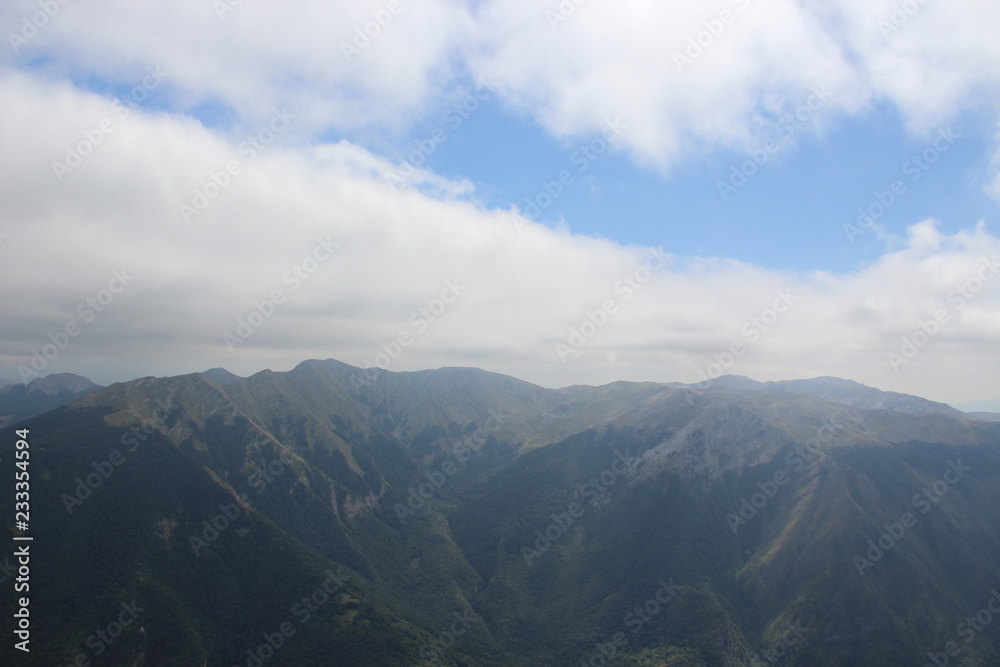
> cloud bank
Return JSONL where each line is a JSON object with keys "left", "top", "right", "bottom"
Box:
{"left": 1, "top": 0, "right": 998, "bottom": 403}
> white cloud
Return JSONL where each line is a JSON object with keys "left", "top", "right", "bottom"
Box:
{"left": 465, "top": 0, "right": 1000, "bottom": 171}
{"left": 1, "top": 0, "right": 473, "bottom": 139}
{"left": 2, "top": 1, "right": 999, "bottom": 403}
{"left": 0, "top": 72, "right": 998, "bottom": 404}
{"left": 464, "top": 0, "right": 865, "bottom": 168}
{"left": 4, "top": 0, "right": 1000, "bottom": 168}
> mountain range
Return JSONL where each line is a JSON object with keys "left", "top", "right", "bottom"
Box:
{"left": 0, "top": 373, "right": 102, "bottom": 428}
{"left": 1, "top": 360, "right": 998, "bottom": 665}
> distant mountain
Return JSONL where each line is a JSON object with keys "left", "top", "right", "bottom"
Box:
{"left": 764, "top": 376, "right": 972, "bottom": 417}
{"left": 0, "top": 372, "right": 101, "bottom": 427}
{"left": 200, "top": 366, "right": 244, "bottom": 386}
{"left": 956, "top": 398, "right": 1000, "bottom": 414}
{"left": 682, "top": 374, "right": 968, "bottom": 418}
{"left": 0, "top": 377, "right": 15, "bottom": 389}
{"left": 667, "top": 373, "right": 764, "bottom": 392}
{"left": 2, "top": 361, "right": 999, "bottom": 665}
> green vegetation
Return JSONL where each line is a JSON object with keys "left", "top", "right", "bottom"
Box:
{"left": 1, "top": 360, "right": 999, "bottom": 665}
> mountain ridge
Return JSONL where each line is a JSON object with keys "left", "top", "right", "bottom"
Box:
{"left": 3, "top": 359, "right": 998, "bottom": 665}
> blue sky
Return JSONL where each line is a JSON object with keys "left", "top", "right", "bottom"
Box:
{"left": 375, "top": 92, "right": 997, "bottom": 273}
{"left": 1, "top": 0, "right": 998, "bottom": 406}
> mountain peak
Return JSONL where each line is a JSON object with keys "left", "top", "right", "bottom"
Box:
{"left": 200, "top": 367, "right": 244, "bottom": 386}
{"left": 761, "top": 376, "right": 965, "bottom": 417}
{"left": 0, "top": 373, "right": 102, "bottom": 428}
{"left": 701, "top": 374, "right": 763, "bottom": 390}
{"left": 25, "top": 372, "right": 100, "bottom": 395}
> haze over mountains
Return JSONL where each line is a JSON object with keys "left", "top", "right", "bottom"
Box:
{"left": 2, "top": 359, "right": 999, "bottom": 665}
{"left": 959, "top": 399, "right": 1000, "bottom": 415}
{"left": 0, "top": 373, "right": 101, "bottom": 427}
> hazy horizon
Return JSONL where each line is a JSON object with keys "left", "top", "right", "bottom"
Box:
{"left": 5, "top": 360, "right": 1000, "bottom": 414}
